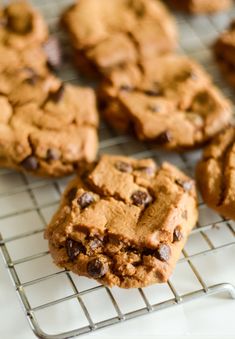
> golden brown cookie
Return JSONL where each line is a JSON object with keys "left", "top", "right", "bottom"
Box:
{"left": 196, "top": 126, "right": 235, "bottom": 220}
{"left": 98, "top": 55, "right": 232, "bottom": 150}
{"left": 62, "top": 0, "right": 177, "bottom": 77}
{"left": 0, "top": 82, "right": 99, "bottom": 177}
{"left": 45, "top": 155, "right": 198, "bottom": 288}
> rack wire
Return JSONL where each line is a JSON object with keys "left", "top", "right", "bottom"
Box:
{"left": 0, "top": 0, "right": 235, "bottom": 338}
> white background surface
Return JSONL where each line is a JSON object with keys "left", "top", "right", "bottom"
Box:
{"left": 0, "top": 0, "right": 235, "bottom": 338}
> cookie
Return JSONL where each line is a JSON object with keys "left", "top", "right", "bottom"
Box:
{"left": 98, "top": 55, "right": 232, "bottom": 150}
{"left": 167, "top": 0, "right": 231, "bottom": 13}
{"left": 62, "top": 0, "right": 177, "bottom": 77}
{"left": 0, "top": 82, "right": 99, "bottom": 177}
{"left": 214, "top": 21, "right": 235, "bottom": 89}
{"left": 45, "top": 155, "right": 198, "bottom": 288}
{"left": 0, "top": 0, "right": 48, "bottom": 50}
{"left": 196, "top": 126, "right": 235, "bottom": 220}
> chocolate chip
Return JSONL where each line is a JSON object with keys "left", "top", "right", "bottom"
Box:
{"left": 22, "top": 67, "right": 39, "bottom": 86}
{"left": 115, "top": 161, "right": 132, "bottom": 173}
{"left": 77, "top": 192, "right": 94, "bottom": 209}
{"left": 175, "top": 179, "right": 193, "bottom": 192}
{"left": 155, "top": 131, "right": 172, "bottom": 145}
{"left": 87, "top": 258, "right": 108, "bottom": 278}
{"left": 157, "top": 244, "right": 171, "bottom": 262}
{"left": 48, "top": 84, "right": 65, "bottom": 103}
{"left": 46, "top": 148, "right": 60, "bottom": 161}
{"left": 147, "top": 104, "right": 161, "bottom": 113}
{"left": 43, "top": 36, "right": 62, "bottom": 71}
{"left": 66, "top": 238, "right": 86, "bottom": 261}
{"left": 131, "top": 190, "right": 152, "bottom": 207}
{"left": 144, "top": 89, "right": 160, "bottom": 97}
{"left": 66, "top": 187, "right": 77, "bottom": 203}
{"left": 136, "top": 166, "right": 155, "bottom": 176}
{"left": 89, "top": 238, "right": 102, "bottom": 251}
{"left": 21, "top": 156, "right": 38, "bottom": 171}
{"left": 173, "top": 226, "right": 183, "bottom": 242}
{"left": 120, "top": 85, "right": 133, "bottom": 92}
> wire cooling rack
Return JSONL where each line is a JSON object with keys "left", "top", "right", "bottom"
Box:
{"left": 1, "top": 0, "right": 235, "bottom": 338}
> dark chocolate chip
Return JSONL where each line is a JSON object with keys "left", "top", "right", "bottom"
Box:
{"left": 157, "top": 244, "right": 171, "bottom": 262}
{"left": 120, "top": 85, "right": 133, "bottom": 92}
{"left": 89, "top": 238, "right": 102, "bottom": 251}
{"left": 87, "top": 258, "right": 108, "bottom": 278}
{"left": 46, "top": 148, "right": 60, "bottom": 161}
{"left": 175, "top": 179, "right": 193, "bottom": 192}
{"left": 43, "top": 36, "right": 62, "bottom": 71}
{"left": 48, "top": 84, "right": 65, "bottom": 103}
{"left": 131, "top": 190, "right": 152, "bottom": 207}
{"left": 144, "top": 89, "right": 160, "bottom": 97}
{"left": 230, "top": 21, "right": 235, "bottom": 30}
{"left": 115, "top": 161, "right": 132, "bottom": 173}
{"left": 136, "top": 166, "right": 155, "bottom": 176}
{"left": 147, "top": 104, "right": 161, "bottom": 113}
{"left": 21, "top": 156, "right": 38, "bottom": 171}
{"left": 66, "top": 238, "right": 86, "bottom": 261}
{"left": 155, "top": 131, "right": 172, "bottom": 145}
{"left": 23, "top": 67, "right": 39, "bottom": 85}
{"left": 77, "top": 192, "right": 94, "bottom": 209}
{"left": 66, "top": 187, "right": 77, "bottom": 203}
{"left": 173, "top": 226, "right": 183, "bottom": 242}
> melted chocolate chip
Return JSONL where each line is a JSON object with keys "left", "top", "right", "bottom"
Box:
{"left": 77, "top": 192, "right": 94, "bottom": 209}
{"left": 43, "top": 36, "right": 62, "bottom": 71}
{"left": 66, "top": 239, "right": 86, "bottom": 261}
{"left": 25, "top": 73, "right": 39, "bottom": 85}
{"left": 136, "top": 166, "right": 155, "bottom": 176}
{"left": 147, "top": 104, "right": 161, "bottom": 113}
{"left": 89, "top": 238, "right": 103, "bottom": 251}
{"left": 131, "top": 190, "right": 152, "bottom": 207}
{"left": 115, "top": 161, "right": 132, "bottom": 173}
{"left": 120, "top": 85, "right": 133, "bottom": 92}
{"left": 46, "top": 148, "right": 60, "bottom": 161}
{"left": 175, "top": 179, "right": 193, "bottom": 192}
{"left": 87, "top": 258, "right": 108, "bottom": 278}
{"left": 66, "top": 187, "right": 77, "bottom": 203}
{"left": 157, "top": 244, "right": 171, "bottom": 262}
{"left": 144, "top": 89, "right": 160, "bottom": 96}
{"left": 21, "top": 156, "right": 38, "bottom": 171}
{"left": 173, "top": 226, "right": 183, "bottom": 242}
{"left": 155, "top": 131, "right": 172, "bottom": 145}
{"left": 49, "top": 84, "right": 65, "bottom": 103}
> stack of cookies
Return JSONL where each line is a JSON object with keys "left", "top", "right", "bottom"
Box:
{"left": 1, "top": 0, "right": 234, "bottom": 289}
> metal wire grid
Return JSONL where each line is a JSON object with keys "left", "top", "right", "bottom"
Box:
{"left": 0, "top": 0, "right": 235, "bottom": 338}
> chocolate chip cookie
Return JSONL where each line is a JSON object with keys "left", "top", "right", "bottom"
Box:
{"left": 62, "top": 0, "right": 177, "bottom": 77}
{"left": 214, "top": 20, "right": 235, "bottom": 89}
{"left": 0, "top": 0, "right": 48, "bottom": 50}
{"left": 99, "top": 55, "right": 232, "bottom": 150}
{"left": 167, "top": 0, "right": 231, "bottom": 13}
{"left": 196, "top": 126, "right": 235, "bottom": 220}
{"left": 0, "top": 82, "right": 99, "bottom": 177}
{"left": 45, "top": 155, "right": 198, "bottom": 288}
